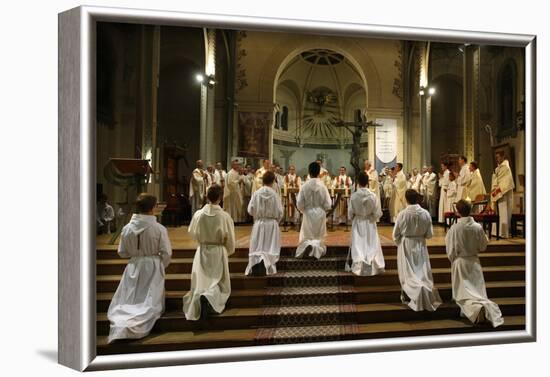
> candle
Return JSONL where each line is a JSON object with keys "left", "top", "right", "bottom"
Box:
{"left": 284, "top": 183, "right": 287, "bottom": 197}
{"left": 331, "top": 187, "right": 334, "bottom": 197}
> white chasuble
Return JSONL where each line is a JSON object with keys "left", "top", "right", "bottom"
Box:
{"left": 346, "top": 187, "right": 385, "bottom": 276}
{"left": 393, "top": 204, "right": 442, "bottom": 311}
{"left": 223, "top": 168, "right": 244, "bottom": 222}
{"left": 107, "top": 214, "right": 172, "bottom": 343}
{"left": 438, "top": 169, "right": 450, "bottom": 223}
{"left": 189, "top": 168, "right": 206, "bottom": 216}
{"left": 446, "top": 216, "right": 504, "bottom": 327}
{"left": 245, "top": 186, "right": 284, "bottom": 275}
{"left": 366, "top": 167, "right": 380, "bottom": 198}
{"left": 391, "top": 171, "right": 407, "bottom": 223}
{"left": 456, "top": 164, "right": 471, "bottom": 201}
{"left": 491, "top": 160, "right": 515, "bottom": 238}
{"left": 467, "top": 168, "right": 487, "bottom": 202}
{"left": 295, "top": 178, "right": 332, "bottom": 259}
{"left": 332, "top": 175, "right": 353, "bottom": 224}
{"left": 183, "top": 204, "right": 235, "bottom": 320}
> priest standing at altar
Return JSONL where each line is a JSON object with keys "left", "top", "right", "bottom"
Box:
{"left": 332, "top": 166, "right": 353, "bottom": 225}
{"left": 253, "top": 159, "right": 271, "bottom": 193}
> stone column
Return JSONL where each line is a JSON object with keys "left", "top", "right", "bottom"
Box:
{"left": 463, "top": 45, "right": 480, "bottom": 162}
{"left": 200, "top": 29, "right": 216, "bottom": 165}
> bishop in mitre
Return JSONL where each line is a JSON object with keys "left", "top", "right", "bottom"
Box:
{"left": 491, "top": 151, "right": 515, "bottom": 238}
{"left": 245, "top": 171, "right": 284, "bottom": 276}
{"left": 189, "top": 160, "right": 206, "bottom": 216}
{"left": 346, "top": 172, "right": 385, "bottom": 276}
{"left": 393, "top": 189, "right": 442, "bottom": 312}
{"left": 446, "top": 200, "right": 504, "bottom": 327}
{"left": 296, "top": 162, "right": 332, "bottom": 259}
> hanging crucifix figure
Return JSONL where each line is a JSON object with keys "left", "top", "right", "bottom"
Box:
{"left": 334, "top": 113, "right": 381, "bottom": 176}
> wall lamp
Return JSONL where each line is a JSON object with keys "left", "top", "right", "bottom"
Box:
{"left": 195, "top": 73, "right": 216, "bottom": 88}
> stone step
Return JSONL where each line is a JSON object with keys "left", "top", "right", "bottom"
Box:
{"left": 96, "top": 265, "right": 526, "bottom": 293}
{"left": 96, "top": 252, "right": 526, "bottom": 275}
{"left": 96, "top": 280, "right": 525, "bottom": 312}
{"left": 96, "top": 243, "right": 524, "bottom": 260}
{"left": 96, "top": 297, "right": 525, "bottom": 336}
{"left": 96, "top": 315, "right": 525, "bottom": 355}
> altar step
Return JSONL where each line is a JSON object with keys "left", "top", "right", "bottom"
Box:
{"left": 96, "top": 315, "right": 525, "bottom": 355}
{"left": 96, "top": 243, "right": 523, "bottom": 260}
{"left": 96, "top": 280, "right": 525, "bottom": 312}
{"left": 96, "top": 297, "right": 524, "bottom": 336}
{"left": 96, "top": 265, "right": 526, "bottom": 292}
{"left": 96, "top": 252, "right": 525, "bottom": 275}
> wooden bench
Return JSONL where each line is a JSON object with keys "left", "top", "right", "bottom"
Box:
{"left": 511, "top": 213, "right": 525, "bottom": 238}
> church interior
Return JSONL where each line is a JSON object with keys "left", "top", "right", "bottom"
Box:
{"left": 95, "top": 22, "right": 526, "bottom": 354}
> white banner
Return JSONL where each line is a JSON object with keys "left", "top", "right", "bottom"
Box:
{"left": 374, "top": 118, "right": 397, "bottom": 172}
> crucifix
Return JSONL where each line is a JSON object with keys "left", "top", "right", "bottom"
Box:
{"left": 334, "top": 115, "right": 382, "bottom": 176}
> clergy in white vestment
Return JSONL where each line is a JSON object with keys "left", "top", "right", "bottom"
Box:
{"left": 214, "top": 162, "right": 227, "bottom": 187}
{"left": 456, "top": 155, "right": 472, "bottom": 201}
{"left": 391, "top": 163, "right": 408, "bottom": 223}
{"left": 446, "top": 200, "right": 504, "bottom": 327}
{"left": 275, "top": 166, "right": 285, "bottom": 193}
{"left": 393, "top": 190, "right": 442, "bottom": 312}
{"left": 422, "top": 166, "right": 438, "bottom": 218}
{"left": 363, "top": 160, "right": 380, "bottom": 198}
{"left": 411, "top": 168, "right": 423, "bottom": 192}
{"left": 107, "top": 193, "right": 172, "bottom": 342}
{"left": 466, "top": 161, "right": 487, "bottom": 203}
{"left": 283, "top": 165, "right": 302, "bottom": 224}
{"left": 491, "top": 152, "right": 515, "bottom": 238}
{"left": 189, "top": 160, "right": 206, "bottom": 216}
{"left": 253, "top": 159, "right": 271, "bottom": 193}
{"left": 245, "top": 171, "right": 284, "bottom": 276}
{"left": 332, "top": 166, "right": 353, "bottom": 225}
{"left": 183, "top": 185, "right": 235, "bottom": 321}
{"left": 205, "top": 165, "right": 216, "bottom": 190}
{"left": 224, "top": 160, "right": 245, "bottom": 223}
{"left": 382, "top": 169, "right": 394, "bottom": 211}
{"left": 446, "top": 172, "right": 458, "bottom": 212}
{"left": 346, "top": 172, "right": 385, "bottom": 276}
{"left": 296, "top": 161, "right": 333, "bottom": 259}
{"left": 241, "top": 165, "right": 254, "bottom": 222}
{"left": 438, "top": 163, "right": 451, "bottom": 223}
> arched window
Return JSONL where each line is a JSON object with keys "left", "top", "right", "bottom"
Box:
{"left": 274, "top": 110, "right": 280, "bottom": 129}
{"left": 497, "top": 59, "right": 517, "bottom": 139}
{"left": 281, "top": 106, "right": 289, "bottom": 131}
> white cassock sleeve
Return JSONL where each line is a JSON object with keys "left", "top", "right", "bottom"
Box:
{"left": 425, "top": 215, "right": 434, "bottom": 240}
{"left": 296, "top": 187, "right": 305, "bottom": 212}
{"left": 224, "top": 214, "right": 236, "bottom": 257}
{"left": 117, "top": 234, "right": 130, "bottom": 258}
{"left": 275, "top": 192, "right": 284, "bottom": 221}
{"left": 323, "top": 186, "right": 332, "bottom": 211}
{"left": 392, "top": 214, "right": 403, "bottom": 245}
{"left": 247, "top": 191, "right": 257, "bottom": 217}
{"left": 159, "top": 227, "right": 172, "bottom": 268}
{"left": 445, "top": 226, "right": 457, "bottom": 263}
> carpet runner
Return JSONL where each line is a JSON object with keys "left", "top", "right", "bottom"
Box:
{"left": 254, "top": 253, "right": 360, "bottom": 344}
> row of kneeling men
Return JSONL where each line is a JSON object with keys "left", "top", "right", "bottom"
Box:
{"left": 106, "top": 162, "right": 504, "bottom": 343}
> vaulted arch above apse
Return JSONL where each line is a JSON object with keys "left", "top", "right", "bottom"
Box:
{"left": 273, "top": 48, "right": 367, "bottom": 146}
